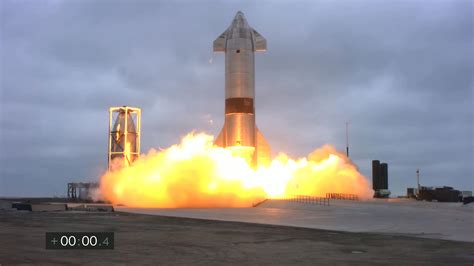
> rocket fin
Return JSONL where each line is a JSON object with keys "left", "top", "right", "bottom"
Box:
{"left": 252, "top": 28, "right": 267, "bottom": 52}
{"left": 214, "top": 126, "right": 225, "bottom": 147}
{"left": 256, "top": 127, "right": 271, "bottom": 166}
{"left": 213, "top": 31, "right": 227, "bottom": 52}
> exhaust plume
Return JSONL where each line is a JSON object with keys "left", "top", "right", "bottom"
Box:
{"left": 100, "top": 132, "right": 372, "bottom": 208}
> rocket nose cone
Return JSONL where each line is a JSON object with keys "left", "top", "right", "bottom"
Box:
{"left": 235, "top": 11, "right": 244, "bottom": 18}
{"left": 231, "top": 11, "right": 248, "bottom": 28}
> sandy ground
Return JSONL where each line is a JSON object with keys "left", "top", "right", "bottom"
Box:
{"left": 118, "top": 198, "right": 474, "bottom": 242}
{"left": 0, "top": 210, "right": 473, "bottom": 265}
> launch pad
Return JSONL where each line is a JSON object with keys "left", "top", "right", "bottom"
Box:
{"left": 117, "top": 198, "right": 474, "bottom": 243}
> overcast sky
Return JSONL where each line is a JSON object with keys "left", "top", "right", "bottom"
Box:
{"left": 1, "top": 0, "right": 472, "bottom": 197}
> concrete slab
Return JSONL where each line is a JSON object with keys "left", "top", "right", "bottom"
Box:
{"left": 66, "top": 203, "right": 114, "bottom": 212}
{"left": 0, "top": 200, "right": 13, "bottom": 210}
{"left": 31, "top": 204, "right": 67, "bottom": 212}
{"left": 117, "top": 199, "right": 474, "bottom": 242}
{"left": 12, "top": 203, "right": 32, "bottom": 211}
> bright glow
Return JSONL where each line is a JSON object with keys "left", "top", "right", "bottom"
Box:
{"left": 100, "top": 132, "right": 372, "bottom": 208}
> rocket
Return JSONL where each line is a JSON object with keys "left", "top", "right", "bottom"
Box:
{"left": 213, "top": 11, "right": 270, "bottom": 166}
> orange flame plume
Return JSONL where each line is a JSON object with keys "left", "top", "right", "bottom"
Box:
{"left": 100, "top": 132, "right": 372, "bottom": 207}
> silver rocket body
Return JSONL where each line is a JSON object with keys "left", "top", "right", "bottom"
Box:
{"left": 214, "top": 11, "right": 270, "bottom": 166}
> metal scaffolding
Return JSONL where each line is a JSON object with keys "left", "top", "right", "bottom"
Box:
{"left": 67, "top": 182, "right": 99, "bottom": 200}
{"left": 108, "top": 106, "right": 141, "bottom": 171}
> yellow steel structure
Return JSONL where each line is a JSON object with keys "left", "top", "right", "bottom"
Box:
{"left": 108, "top": 106, "right": 141, "bottom": 171}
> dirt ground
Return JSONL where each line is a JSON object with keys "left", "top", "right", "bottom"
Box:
{"left": 0, "top": 210, "right": 473, "bottom": 265}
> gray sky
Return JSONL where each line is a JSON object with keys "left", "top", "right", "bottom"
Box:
{"left": 1, "top": 0, "right": 472, "bottom": 197}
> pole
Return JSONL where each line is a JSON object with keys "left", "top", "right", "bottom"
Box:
{"left": 345, "top": 121, "right": 350, "bottom": 157}
{"left": 416, "top": 169, "right": 420, "bottom": 190}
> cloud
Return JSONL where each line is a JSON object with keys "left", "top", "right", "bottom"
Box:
{"left": 1, "top": 0, "right": 472, "bottom": 196}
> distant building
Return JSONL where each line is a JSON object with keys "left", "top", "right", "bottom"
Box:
{"left": 417, "top": 186, "right": 461, "bottom": 202}
{"left": 407, "top": 188, "right": 417, "bottom": 198}
{"left": 372, "top": 160, "right": 390, "bottom": 198}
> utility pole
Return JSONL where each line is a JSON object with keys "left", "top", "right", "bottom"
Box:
{"left": 345, "top": 121, "right": 350, "bottom": 157}
{"left": 416, "top": 168, "right": 420, "bottom": 191}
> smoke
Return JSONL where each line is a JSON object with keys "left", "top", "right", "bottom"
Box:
{"left": 88, "top": 188, "right": 105, "bottom": 202}
{"left": 99, "top": 132, "right": 372, "bottom": 207}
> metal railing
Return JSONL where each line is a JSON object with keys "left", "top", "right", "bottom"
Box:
{"left": 270, "top": 195, "right": 330, "bottom": 206}
{"left": 326, "top": 193, "right": 359, "bottom": 201}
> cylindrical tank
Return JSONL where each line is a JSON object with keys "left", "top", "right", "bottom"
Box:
{"left": 380, "top": 163, "right": 388, "bottom": 189}
{"left": 372, "top": 160, "right": 380, "bottom": 190}
{"left": 224, "top": 15, "right": 256, "bottom": 149}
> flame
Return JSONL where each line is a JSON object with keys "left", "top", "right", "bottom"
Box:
{"left": 100, "top": 132, "right": 372, "bottom": 208}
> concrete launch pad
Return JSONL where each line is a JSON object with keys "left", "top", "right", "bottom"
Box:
{"left": 117, "top": 199, "right": 474, "bottom": 242}
{"left": 1, "top": 209, "right": 473, "bottom": 265}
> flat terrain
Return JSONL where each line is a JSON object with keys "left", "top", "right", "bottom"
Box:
{"left": 0, "top": 210, "right": 473, "bottom": 265}
{"left": 119, "top": 198, "right": 474, "bottom": 242}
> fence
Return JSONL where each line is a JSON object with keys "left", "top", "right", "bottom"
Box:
{"left": 326, "top": 193, "right": 359, "bottom": 201}
{"left": 270, "top": 195, "right": 330, "bottom": 206}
